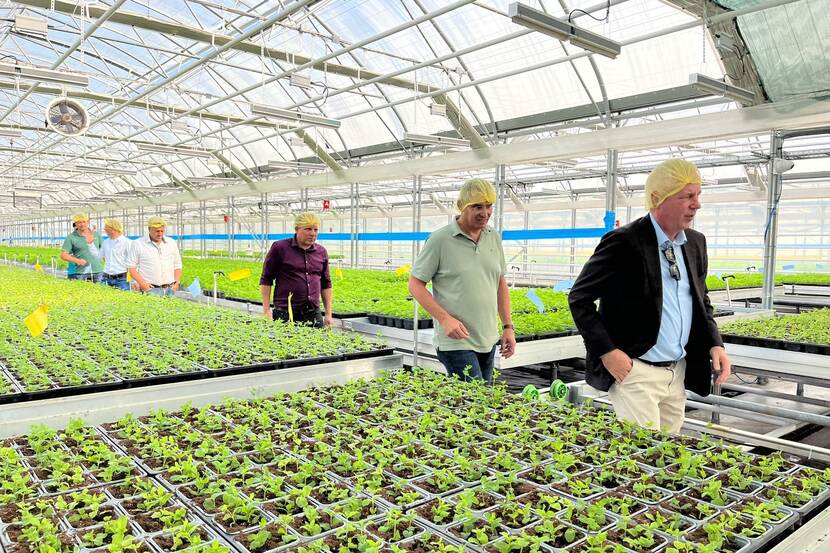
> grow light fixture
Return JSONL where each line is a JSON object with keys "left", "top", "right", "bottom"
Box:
{"left": 403, "top": 132, "right": 470, "bottom": 148}
{"left": 137, "top": 143, "right": 213, "bottom": 158}
{"left": 508, "top": 3, "right": 621, "bottom": 59}
{"left": 430, "top": 103, "right": 447, "bottom": 117}
{"left": 290, "top": 73, "right": 312, "bottom": 89}
{"left": 0, "top": 61, "right": 88, "bottom": 87}
{"left": 186, "top": 176, "right": 237, "bottom": 185}
{"left": 133, "top": 186, "right": 182, "bottom": 192}
{"left": 250, "top": 103, "right": 341, "bottom": 129}
{"left": 0, "top": 127, "right": 22, "bottom": 137}
{"left": 268, "top": 160, "right": 326, "bottom": 171}
{"left": 688, "top": 73, "right": 754, "bottom": 104}
{"left": 14, "top": 15, "right": 48, "bottom": 36}
{"left": 169, "top": 121, "right": 190, "bottom": 131}
{"left": 74, "top": 164, "right": 136, "bottom": 175}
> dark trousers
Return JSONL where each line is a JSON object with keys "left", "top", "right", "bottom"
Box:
{"left": 436, "top": 345, "right": 497, "bottom": 385}
{"left": 273, "top": 308, "right": 324, "bottom": 328}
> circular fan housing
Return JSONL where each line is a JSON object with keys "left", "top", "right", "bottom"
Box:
{"left": 46, "top": 97, "right": 89, "bottom": 136}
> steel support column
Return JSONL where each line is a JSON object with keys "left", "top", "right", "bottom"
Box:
{"left": 176, "top": 203, "right": 183, "bottom": 252}
{"left": 199, "top": 202, "right": 206, "bottom": 256}
{"left": 606, "top": 149, "right": 618, "bottom": 222}
{"left": 762, "top": 131, "right": 783, "bottom": 309}
{"left": 228, "top": 197, "right": 235, "bottom": 258}
{"left": 262, "top": 193, "right": 269, "bottom": 254}
{"left": 495, "top": 164, "right": 506, "bottom": 232}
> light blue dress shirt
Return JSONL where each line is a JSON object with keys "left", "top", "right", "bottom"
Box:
{"left": 641, "top": 215, "right": 693, "bottom": 362}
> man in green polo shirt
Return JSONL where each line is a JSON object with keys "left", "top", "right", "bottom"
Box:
{"left": 60, "top": 212, "right": 104, "bottom": 283}
{"left": 409, "top": 178, "right": 516, "bottom": 384}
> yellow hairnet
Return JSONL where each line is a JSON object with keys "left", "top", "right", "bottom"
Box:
{"left": 71, "top": 212, "right": 89, "bottom": 223}
{"left": 294, "top": 212, "right": 321, "bottom": 229}
{"left": 103, "top": 218, "right": 123, "bottom": 232}
{"left": 147, "top": 216, "right": 166, "bottom": 228}
{"left": 645, "top": 159, "right": 701, "bottom": 209}
{"left": 456, "top": 178, "right": 496, "bottom": 212}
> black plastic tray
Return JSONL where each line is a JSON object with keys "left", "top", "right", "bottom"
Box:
{"left": 0, "top": 348, "right": 396, "bottom": 405}
{"left": 721, "top": 334, "right": 830, "bottom": 356}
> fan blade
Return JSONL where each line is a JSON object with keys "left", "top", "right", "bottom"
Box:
{"left": 59, "top": 102, "right": 70, "bottom": 115}
{"left": 50, "top": 115, "right": 62, "bottom": 125}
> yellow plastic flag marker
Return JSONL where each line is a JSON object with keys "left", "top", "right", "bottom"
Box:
{"left": 287, "top": 292, "right": 294, "bottom": 323}
{"left": 24, "top": 304, "right": 49, "bottom": 338}
{"left": 228, "top": 268, "right": 252, "bottom": 281}
{"left": 335, "top": 267, "right": 344, "bottom": 280}
{"left": 394, "top": 263, "right": 411, "bottom": 277}
{"left": 34, "top": 263, "right": 43, "bottom": 272}
{"left": 126, "top": 271, "right": 132, "bottom": 282}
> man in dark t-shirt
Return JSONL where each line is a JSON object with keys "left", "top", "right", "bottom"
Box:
{"left": 260, "top": 212, "right": 332, "bottom": 328}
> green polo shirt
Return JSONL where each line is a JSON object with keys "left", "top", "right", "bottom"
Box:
{"left": 412, "top": 218, "right": 505, "bottom": 353}
{"left": 61, "top": 231, "right": 104, "bottom": 276}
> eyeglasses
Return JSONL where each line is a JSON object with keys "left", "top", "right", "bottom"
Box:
{"left": 662, "top": 245, "right": 681, "bottom": 281}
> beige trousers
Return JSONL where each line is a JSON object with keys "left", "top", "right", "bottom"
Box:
{"left": 608, "top": 358, "right": 687, "bottom": 433}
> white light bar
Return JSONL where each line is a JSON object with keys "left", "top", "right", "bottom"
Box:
{"left": 290, "top": 73, "right": 312, "bottom": 89}
{"left": 133, "top": 186, "right": 182, "bottom": 192}
{"left": 74, "top": 164, "right": 136, "bottom": 175}
{"left": 137, "top": 143, "right": 213, "bottom": 158}
{"left": 268, "top": 160, "right": 326, "bottom": 171}
{"left": 0, "top": 61, "right": 88, "bottom": 87}
{"left": 0, "top": 127, "right": 22, "bottom": 137}
{"left": 250, "top": 104, "right": 341, "bottom": 129}
{"left": 38, "top": 177, "right": 90, "bottom": 185}
{"left": 12, "top": 187, "right": 56, "bottom": 193}
{"left": 403, "top": 132, "right": 470, "bottom": 148}
{"left": 186, "top": 176, "right": 237, "bottom": 185}
{"left": 508, "top": 3, "right": 621, "bottom": 59}
{"left": 14, "top": 15, "right": 48, "bottom": 36}
{"left": 689, "top": 73, "right": 755, "bottom": 104}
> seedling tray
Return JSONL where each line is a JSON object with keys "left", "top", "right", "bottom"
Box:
{"left": 721, "top": 334, "right": 830, "bottom": 356}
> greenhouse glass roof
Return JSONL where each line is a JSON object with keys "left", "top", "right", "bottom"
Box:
{"left": 0, "top": 0, "right": 827, "bottom": 219}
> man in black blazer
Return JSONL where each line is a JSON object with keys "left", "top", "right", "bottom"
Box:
{"left": 569, "top": 159, "right": 731, "bottom": 433}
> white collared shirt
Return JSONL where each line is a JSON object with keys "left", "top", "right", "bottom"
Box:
{"left": 100, "top": 235, "right": 133, "bottom": 275}
{"left": 129, "top": 235, "right": 182, "bottom": 286}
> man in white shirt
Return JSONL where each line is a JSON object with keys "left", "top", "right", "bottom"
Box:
{"left": 128, "top": 216, "right": 182, "bottom": 297}
{"left": 99, "top": 218, "right": 132, "bottom": 291}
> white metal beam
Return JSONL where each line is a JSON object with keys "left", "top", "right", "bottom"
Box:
{"left": 34, "top": 95, "right": 829, "bottom": 217}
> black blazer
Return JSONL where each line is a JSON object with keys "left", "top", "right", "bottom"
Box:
{"left": 568, "top": 215, "right": 723, "bottom": 397}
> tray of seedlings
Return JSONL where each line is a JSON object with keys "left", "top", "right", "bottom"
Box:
{"left": 3, "top": 368, "right": 830, "bottom": 553}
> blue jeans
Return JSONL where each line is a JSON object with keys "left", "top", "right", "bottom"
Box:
{"left": 437, "top": 345, "right": 497, "bottom": 385}
{"left": 147, "top": 287, "right": 175, "bottom": 297}
{"left": 68, "top": 273, "right": 104, "bottom": 283}
{"left": 103, "top": 274, "right": 130, "bottom": 291}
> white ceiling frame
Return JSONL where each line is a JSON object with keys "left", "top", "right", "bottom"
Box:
{"left": 30, "top": 95, "right": 830, "bottom": 217}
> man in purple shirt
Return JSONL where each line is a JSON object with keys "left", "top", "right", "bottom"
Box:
{"left": 260, "top": 212, "right": 333, "bottom": 328}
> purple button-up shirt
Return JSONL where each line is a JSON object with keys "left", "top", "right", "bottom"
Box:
{"left": 260, "top": 237, "right": 332, "bottom": 310}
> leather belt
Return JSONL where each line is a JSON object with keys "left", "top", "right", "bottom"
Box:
{"left": 151, "top": 283, "right": 174, "bottom": 289}
{"left": 106, "top": 272, "right": 127, "bottom": 278}
{"left": 638, "top": 358, "right": 676, "bottom": 368}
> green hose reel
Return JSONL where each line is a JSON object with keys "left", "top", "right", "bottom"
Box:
{"left": 551, "top": 379, "right": 568, "bottom": 400}
{"left": 522, "top": 380, "right": 568, "bottom": 402}
{"left": 522, "top": 384, "right": 539, "bottom": 401}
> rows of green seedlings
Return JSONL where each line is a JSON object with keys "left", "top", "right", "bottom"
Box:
{"left": 0, "top": 246, "right": 576, "bottom": 337}
{"left": 5, "top": 245, "right": 830, "bottom": 291}
{"left": 720, "top": 308, "right": 830, "bottom": 347}
{"left": 0, "top": 266, "right": 383, "bottom": 395}
{"left": 4, "top": 369, "right": 828, "bottom": 553}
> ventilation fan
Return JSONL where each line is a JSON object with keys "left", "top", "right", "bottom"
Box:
{"left": 46, "top": 97, "right": 89, "bottom": 136}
